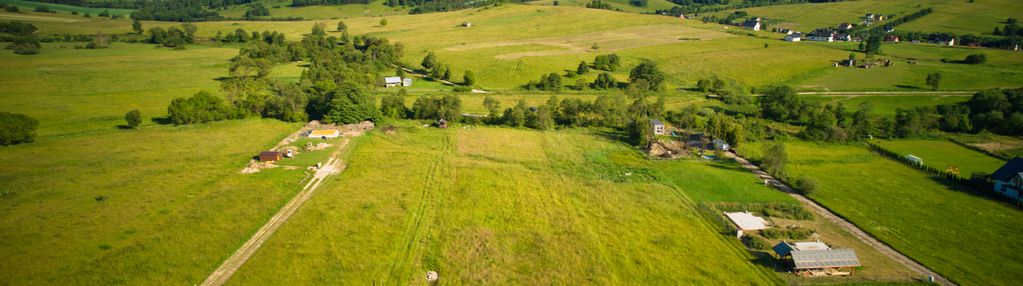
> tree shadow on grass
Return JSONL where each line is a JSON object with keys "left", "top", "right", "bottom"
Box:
{"left": 592, "top": 128, "right": 631, "bottom": 145}
{"left": 151, "top": 117, "right": 173, "bottom": 125}
{"left": 115, "top": 124, "right": 135, "bottom": 130}
{"left": 924, "top": 174, "right": 1019, "bottom": 208}
{"left": 894, "top": 84, "right": 922, "bottom": 90}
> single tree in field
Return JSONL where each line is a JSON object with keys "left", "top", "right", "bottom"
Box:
{"left": 576, "top": 61, "right": 589, "bottom": 74}
{"left": 864, "top": 34, "right": 882, "bottom": 57}
{"left": 132, "top": 19, "right": 143, "bottom": 35}
{"left": 463, "top": 70, "right": 476, "bottom": 87}
{"left": 926, "top": 73, "right": 942, "bottom": 91}
{"left": 628, "top": 60, "right": 665, "bottom": 92}
{"left": 761, "top": 143, "right": 787, "bottom": 177}
{"left": 380, "top": 18, "right": 388, "bottom": 26}
{"left": 575, "top": 78, "right": 587, "bottom": 90}
{"left": 125, "top": 109, "right": 142, "bottom": 129}
{"left": 421, "top": 52, "right": 437, "bottom": 70}
{"left": 396, "top": 67, "right": 405, "bottom": 78}
{"left": 848, "top": 53, "right": 856, "bottom": 61}
{"left": 337, "top": 20, "right": 347, "bottom": 32}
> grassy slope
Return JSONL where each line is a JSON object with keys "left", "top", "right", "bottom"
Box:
{"left": 739, "top": 141, "right": 1023, "bottom": 286}
{"left": 217, "top": 0, "right": 408, "bottom": 19}
{"left": 706, "top": 0, "right": 1023, "bottom": 36}
{"left": 802, "top": 95, "right": 970, "bottom": 116}
{"left": 229, "top": 126, "right": 781, "bottom": 285}
{"left": 875, "top": 139, "right": 1007, "bottom": 176}
{"left": 0, "top": 0, "right": 133, "bottom": 16}
{"left": 528, "top": 0, "right": 679, "bottom": 14}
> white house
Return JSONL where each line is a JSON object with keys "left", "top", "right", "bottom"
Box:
{"left": 725, "top": 212, "right": 769, "bottom": 238}
{"left": 808, "top": 29, "right": 835, "bottom": 42}
{"left": 712, "top": 139, "right": 730, "bottom": 151}
{"left": 651, "top": 119, "right": 666, "bottom": 135}
{"left": 992, "top": 158, "right": 1023, "bottom": 203}
{"left": 383, "top": 76, "right": 402, "bottom": 88}
{"left": 743, "top": 18, "right": 762, "bottom": 31}
{"left": 402, "top": 77, "right": 413, "bottom": 87}
{"left": 785, "top": 33, "right": 802, "bottom": 42}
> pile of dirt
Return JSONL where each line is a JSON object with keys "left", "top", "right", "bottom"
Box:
{"left": 648, "top": 141, "right": 685, "bottom": 159}
{"left": 305, "top": 142, "right": 331, "bottom": 151}
{"left": 305, "top": 120, "right": 375, "bottom": 137}
{"left": 240, "top": 161, "right": 278, "bottom": 174}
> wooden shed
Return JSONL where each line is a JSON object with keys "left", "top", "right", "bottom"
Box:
{"left": 259, "top": 151, "right": 283, "bottom": 162}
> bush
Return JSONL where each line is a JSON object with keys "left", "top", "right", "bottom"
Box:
{"left": 760, "top": 226, "right": 814, "bottom": 240}
{"left": 167, "top": 91, "right": 238, "bottom": 125}
{"left": 0, "top": 112, "right": 39, "bottom": 146}
{"left": 124, "top": 109, "right": 142, "bottom": 129}
{"left": 794, "top": 176, "right": 818, "bottom": 195}
{"left": 742, "top": 234, "right": 770, "bottom": 250}
{"left": 963, "top": 54, "right": 987, "bottom": 64}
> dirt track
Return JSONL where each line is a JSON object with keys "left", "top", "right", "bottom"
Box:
{"left": 200, "top": 139, "right": 350, "bottom": 286}
{"left": 727, "top": 153, "right": 955, "bottom": 286}
{"left": 797, "top": 91, "right": 974, "bottom": 97}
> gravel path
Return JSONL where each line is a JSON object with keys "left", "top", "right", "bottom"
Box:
{"left": 200, "top": 139, "right": 350, "bottom": 286}
{"left": 727, "top": 153, "right": 955, "bottom": 286}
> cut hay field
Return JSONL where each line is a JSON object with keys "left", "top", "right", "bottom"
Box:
{"left": 875, "top": 139, "right": 1007, "bottom": 177}
{"left": 708, "top": 0, "right": 1023, "bottom": 36}
{"left": 738, "top": 141, "right": 1023, "bottom": 286}
{"left": 227, "top": 126, "right": 789, "bottom": 285}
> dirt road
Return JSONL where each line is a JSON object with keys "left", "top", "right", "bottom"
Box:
{"left": 797, "top": 91, "right": 974, "bottom": 97}
{"left": 200, "top": 140, "right": 349, "bottom": 286}
{"left": 727, "top": 153, "right": 955, "bottom": 286}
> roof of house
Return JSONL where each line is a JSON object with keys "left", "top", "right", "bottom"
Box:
{"left": 791, "top": 249, "right": 861, "bottom": 269}
{"left": 309, "top": 130, "right": 339, "bottom": 137}
{"left": 743, "top": 18, "right": 761, "bottom": 27}
{"left": 773, "top": 240, "right": 830, "bottom": 257}
{"left": 260, "top": 151, "right": 281, "bottom": 156}
{"left": 384, "top": 76, "right": 402, "bottom": 83}
{"left": 993, "top": 158, "right": 1023, "bottom": 181}
{"left": 724, "top": 212, "right": 768, "bottom": 231}
{"left": 651, "top": 119, "right": 664, "bottom": 126}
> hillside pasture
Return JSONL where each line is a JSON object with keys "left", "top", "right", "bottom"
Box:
{"left": 228, "top": 126, "right": 783, "bottom": 285}
{"left": 738, "top": 141, "right": 1023, "bottom": 286}
{"left": 802, "top": 95, "right": 969, "bottom": 116}
{"left": 217, "top": 0, "right": 408, "bottom": 19}
{"left": 875, "top": 139, "right": 1007, "bottom": 177}
{"left": 0, "top": 0, "right": 133, "bottom": 16}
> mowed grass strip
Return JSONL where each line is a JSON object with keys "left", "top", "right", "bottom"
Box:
{"left": 875, "top": 139, "right": 1007, "bottom": 177}
{"left": 739, "top": 141, "right": 1023, "bottom": 286}
{"left": 0, "top": 119, "right": 306, "bottom": 285}
{"left": 230, "top": 126, "right": 779, "bottom": 285}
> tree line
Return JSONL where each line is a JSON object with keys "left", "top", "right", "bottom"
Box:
{"left": 1, "top": 21, "right": 41, "bottom": 55}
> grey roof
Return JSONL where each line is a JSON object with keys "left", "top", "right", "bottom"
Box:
{"left": 773, "top": 242, "right": 795, "bottom": 257}
{"left": 992, "top": 158, "right": 1023, "bottom": 181}
{"left": 791, "top": 249, "right": 861, "bottom": 269}
{"left": 650, "top": 119, "right": 664, "bottom": 126}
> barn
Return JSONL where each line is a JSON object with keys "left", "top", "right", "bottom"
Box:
{"left": 259, "top": 151, "right": 283, "bottom": 162}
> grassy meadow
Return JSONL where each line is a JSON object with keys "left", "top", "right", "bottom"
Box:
{"left": 802, "top": 95, "right": 970, "bottom": 116}
{"left": 0, "top": 0, "right": 133, "bottom": 16}
{"left": 218, "top": 0, "right": 409, "bottom": 19}
{"left": 228, "top": 126, "right": 790, "bottom": 285}
{"left": 738, "top": 141, "right": 1023, "bottom": 286}
{"left": 875, "top": 139, "right": 1007, "bottom": 177}
{"left": 708, "top": 0, "right": 1022, "bottom": 36}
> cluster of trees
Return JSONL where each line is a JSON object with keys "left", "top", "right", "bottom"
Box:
{"left": 290, "top": 0, "right": 370, "bottom": 7}
{"left": 993, "top": 18, "right": 1023, "bottom": 37}
{"left": 407, "top": 0, "right": 511, "bottom": 14}
{"left": 131, "top": 0, "right": 256, "bottom": 21}
{"left": 696, "top": 76, "right": 753, "bottom": 105}
{"left": 592, "top": 54, "right": 621, "bottom": 71}
{"left": 585, "top": 0, "right": 613, "bottom": 10}
{"left": 167, "top": 23, "right": 408, "bottom": 126}
{"left": 700, "top": 11, "right": 750, "bottom": 25}
{"left": 0, "top": 112, "right": 39, "bottom": 146}
{"left": 147, "top": 23, "right": 198, "bottom": 48}
{"left": 1, "top": 21, "right": 40, "bottom": 55}
{"left": 243, "top": 3, "right": 270, "bottom": 19}
{"left": 420, "top": 52, "right": 474, "bottom": 86}
{"left": 629, "top": 0, "right": 647, "bottom": 7}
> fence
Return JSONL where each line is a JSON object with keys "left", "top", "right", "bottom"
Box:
{"left": 866, "top": 142, "right": 1004, "bottom": 201}
{"left": 947, "top": 137, "right": 1012, "bottom": 161}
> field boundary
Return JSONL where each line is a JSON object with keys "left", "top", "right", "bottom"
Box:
{"left": 946, "top": 137, "right": 1012, "bottom": 161}
{"left": 727, "top": 152, "right": 956, "bottom": 286}
{"left": 199, "top": 139, "right": 352, "bottom": 286}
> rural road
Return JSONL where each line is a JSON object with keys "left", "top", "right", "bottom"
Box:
{"left": 199, "top": 140, "right": 349, "bottom": 286}
{"left": 727, "top": 153, "right": 955, "bottom": 286}
{"left": 397, "top": 66, "right": 489, "bottom": 93}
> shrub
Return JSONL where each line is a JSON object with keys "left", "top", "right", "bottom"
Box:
{"left": 6, "top": 6, "right": 18, "bottom": 12}
{"left": 167, "top": 91, "right": 238, "bottom": 125}
{"left": 0, "top": 112, "right": 39, "bottom": 146}
{"left": 794, "top": 176, "right": 818, "bottom": 195}
{"left": 742, "top": 234, "right": 770, "bottom": 250}
{"left": 963, "top": 54, "right": 987, "bottom": 64}
{"left": 760, "top": 226, "right": 814, "bottom": 240}
{"left": 124, "top": 109, "right": 142, "bottom": 129}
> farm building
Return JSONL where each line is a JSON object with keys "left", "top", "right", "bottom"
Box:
{"left": 383, "top": 77, "right": 412, "bottom": 88}
{"left": 785, "top": 33, "right": 802, "bottom": 42}
{"left": 712, "top": 139, "right": 730, "bottom": 151}
{"left": 837, "top": 23, "right": 854, "bottom": 31}
{"left": 807, "top": 29, "right": 835, "bottom": 42}
{"left": 651, "top": 119, "right": 666, "bottom": 135}
{"left": 992, "top": 158, "right": 1023, "bottom": 203}
{"left": 307, "top": 129, "right": 340, "bottom": 139}
{"left": 774, "top": 243, "right": 861, "bottom": 277}
{"left": 778, "top": 28, "right": 793, "bottom": 35}
{"left": 743, "top": 18, "right": 762, "bottom": 31}
{"left": 436, "top": 118, "right": 448, "bottom": 128}
{"left": 259, "top": 151, "right": 283, "bottom": 162}
{"left": 885, "top": 35, "right": 900, "bottom": 43}
{"left": 724, "top": 212, "right": 768, "bottom": 238}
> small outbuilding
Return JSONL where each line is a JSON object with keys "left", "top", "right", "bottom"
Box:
{"left": 259, "top": 151, "right": 283, "bottom": 162}
{"left": 784, "top": 33, "right": 802, "bottom": 42}
{"left": 725, "top": 211, "right": 769, "bottom": 238}
{"left": 308, "top": 129, "right": 341, "bottom": 139}
{"left": 384, "top": 76, "right": 402, "bottom": 88}
{"left": 712, "top": 139, "right": 730, "bottom": 151}
{"left": 436, "top": 118, "right": 448, "bottom": 128}
{"left": 651, "top": 119, "right": 666, "bottom": 135}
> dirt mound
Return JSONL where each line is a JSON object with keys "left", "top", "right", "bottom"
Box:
{"left": 240, "top": 161, "right": 278, "bottom": 174}
{"left": 305, "top": 120, "right": 375, "bottom": 137}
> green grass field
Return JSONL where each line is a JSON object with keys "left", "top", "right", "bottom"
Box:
{"left": 0, "top": 0, "right": 133, "bottom": 16}
{"left": 708, "top": 0, "right": 1023, "bottom": 36}
{"left": 227, "top": 126, "right": 789, "bottom": 284}
{"left": 218, "top": 0, "right": 408, "bottom": 19}
{"left": 738, "top": 141, "right": 1023, "bottom": 286}
{"left": 802, "top": 95, "right": 970, "bottom": 116}
{"left": 875, "top": 139, "right": 1007, "bottom": 176}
